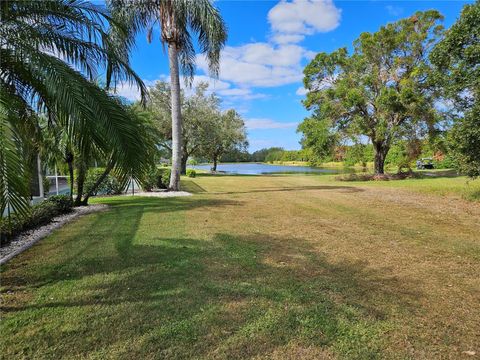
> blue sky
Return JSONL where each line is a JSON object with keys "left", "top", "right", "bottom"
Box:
{"left": 118, "top": 0, "right": 471, "bottom": 152}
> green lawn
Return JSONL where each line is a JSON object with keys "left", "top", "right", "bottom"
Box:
{"left": 1, "top": 175, "right": 479, "bottom": 359}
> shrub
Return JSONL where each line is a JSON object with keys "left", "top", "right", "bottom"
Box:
{"left": 1, "top": 195, "right": 73, "bottom": 246}
{"left": 139, "top": 168, "right": 157, "bottom": 191}
{"left": 46, "top": 195, "right": 73, "bottom": 213}
{"left": 336, "top": 171, "right": 421, "bottom": 182}
{"left": 139, "top": 167, "right": 171, "bottom": 191}
{"left": 433, "top": 155, "right": 456, "bottom": 170}
{"left": 84, "top": 168, "right": 125, "bottom": 196}
{"left": 186, "top": 169, "right": 196, "bottom": 178}
{"left": 159, "top": 168, "right": 171, "bottom": 188}
{"left": 28, "top": 201, "right": 60, "bottom": 228}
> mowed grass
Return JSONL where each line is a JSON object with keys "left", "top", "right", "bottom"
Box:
{"left": 1, "top": 174, "right": 479, "bottom": 359}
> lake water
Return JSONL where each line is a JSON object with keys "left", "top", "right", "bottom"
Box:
{"left": 190, "top": 162, "right": 340, "bottom": 175}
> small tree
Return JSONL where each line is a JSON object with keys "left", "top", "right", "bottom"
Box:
{"left": 300, "top": 11, "right": 444, "bottom": 174}
{"left": 201, "top": 110, "right": 248, "bottom": 171}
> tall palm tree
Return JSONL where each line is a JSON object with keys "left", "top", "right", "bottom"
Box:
{"left": 0, "top": 0, "right": 150, "bottom": 215}
{"left": 109, "top": 0, "right": 227, "bottom": 191}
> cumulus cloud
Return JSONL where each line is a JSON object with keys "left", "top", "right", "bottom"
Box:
{"left": 112, "top": 75, "right": 266, "bottom": 102}
{"left": 112, "top": 80, "right": 157, "bottom": 101}
{"left": 195, "top": 1, "right": 340, "bottom": 90}
{"left": 197, "top": 43, "right": 314, "bottom": 88}
{"left": 245, "top": 118, "right": 299, "bottom": 130}
{"left": 268, "top": 0, "right": 341, "bottom": 44}
{"left": 271, "top": 33, "right": 306, "bottom": 44}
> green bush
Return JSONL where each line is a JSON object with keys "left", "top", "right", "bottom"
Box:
{"left": 139, "top": 168, "right": 157, "bottom": 191}
{"left": 186, "top": 169, "right": 196, "bottom": 178}
{"left": 1, "top": 195, "right": 73, "bottom": 246}
{"left": 46, "top": 195, "right": 73, "bottom": 213}
{"left": 84, "top": 168, "right": 125, "bottom": 196}
{"left": 28, "top": 201, "right": 60, "bottom": 228}
{"left": 159, "top": 168, "right": 171, "bottom": 188}
{"left": 139, "top": 167, "right": 171, "bottom": 191}
{"left": 433, "top": 155, "right": 456, "bottom": 169}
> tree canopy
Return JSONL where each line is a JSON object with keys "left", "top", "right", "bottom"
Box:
{"left": 430, "top": 1, "right": 480, "bottom": 178}
{"left": 144, "top": 81, "right": 247, "bottom": 173}
{"left": 199, "top": 109, "right": 248, "bottom": 171}
{"left": 300, "top": 11, "right": 444, "bottom": 174}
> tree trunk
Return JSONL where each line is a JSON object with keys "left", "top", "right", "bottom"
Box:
{"left": 181, "top": 152, "right": 188, "bottom": 175}
{"left": 74, "top": 160, "right": 87, "bottom": 206}
{"left": 373, "top": 142, "right": 389, "bottom": 175}
{"left": 212, "top": 156, "right": 218, "bottom": 172}
{"left": 29, "top": 154, "right": 41, "bottom": 197}
{"left": 168, "top": 43, "right": 182, "bottom": 191}
{"left": 81, "top": 160, "right": 114, "bottom": 205}
{"left": 66, "top": 151, "right": 74, "bottom": 202}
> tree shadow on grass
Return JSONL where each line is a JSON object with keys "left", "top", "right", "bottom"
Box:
{"left": 1, "top": 199, "right": 422, "bottom": 359}
{"left": 180, "top": 179, "right": 207, "bottom": 193}
{"left": 100, "top": 196, "right": 240, "bottom": 210}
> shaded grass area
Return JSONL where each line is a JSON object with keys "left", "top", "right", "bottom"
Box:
{"left": 1, "top": 175, "right": 479, "bottom": 359}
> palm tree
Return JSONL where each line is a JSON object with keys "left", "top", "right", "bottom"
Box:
{"left": 109, "top": 0, "right": 227, "bottom": 191}
{"left": 0, "top": 0, "right": 151, "bottom": 215}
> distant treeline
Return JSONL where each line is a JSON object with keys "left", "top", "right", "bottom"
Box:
{"left": 211, "top": 140, "right": 455, "bottom": 171}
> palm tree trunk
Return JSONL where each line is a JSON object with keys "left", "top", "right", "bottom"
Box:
{"left": 74, "top": 160, "right": 87, "bottom": 206}
{"left": 81, "top": 159, "right": 115, "bottom": 205}
{"left": 66, "top": 151, "right": 74, "bottom": 202}
{"left": 168, "top": 42, "right": 182, "bottom": 191}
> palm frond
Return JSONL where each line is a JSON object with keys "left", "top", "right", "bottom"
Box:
{"left": 0, "top": 90, "right": 30, "bottom": 217}
{"left": 107, "top": 0, "right": 227, "bottom": 80}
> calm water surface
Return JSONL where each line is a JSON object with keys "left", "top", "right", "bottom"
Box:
{"left": 190, "top": 162, "right": 340, "bottom": 175}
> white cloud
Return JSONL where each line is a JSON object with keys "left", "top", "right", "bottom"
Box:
{"left": 195, "top": 1, "right": 341, "bottom": 90}
{"left": 112, "top": 75, "right": 266, "bottom": 103}
{"left": 189, "top": 75, "right": 268, "bottom": 100}
{"left": 271, "top": 34, "right": 306, "bottom": 44}
{"left": 245, "top": 118, "right": 299, "bottom": 130}
{"left": 268, "top": 0, "right": 341, "bottom": 44}
{"left": 118, "top": 1, "right": 341, "bottom": 108}
{"left": 197, "top": 43, "right": 314, "bottom": 88}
